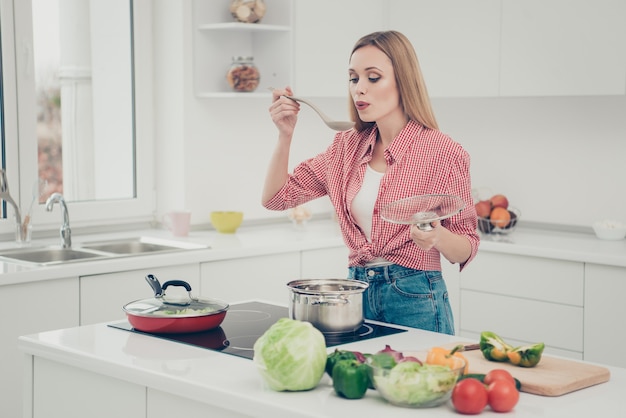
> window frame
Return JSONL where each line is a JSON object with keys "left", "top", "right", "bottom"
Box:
{"left": 1, "top": 0, "right": 155, "bottom": 237}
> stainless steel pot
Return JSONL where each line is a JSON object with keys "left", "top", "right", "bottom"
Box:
{"left": 286, "top": 278, "right": 369, "bottom": 334}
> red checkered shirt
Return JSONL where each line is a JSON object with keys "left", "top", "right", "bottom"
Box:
{"left": 264, "top": 120, "right": 480, "bottom": 271}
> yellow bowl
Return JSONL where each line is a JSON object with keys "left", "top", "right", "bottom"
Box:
{"left": 210, "top": 211, "right": 243, "bottom": 233}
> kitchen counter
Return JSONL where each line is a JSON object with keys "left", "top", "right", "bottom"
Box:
{"left": 1, "top": 220, "right": 625, "bottom": 287}
{"left": 18, "top": 303, "right": 626, "bottom": 418}
{"left": 0, "top": 220, "right": 345, "bottom": 286}
{"left": 478, "top": 226, "right": 626, "bottom": 268}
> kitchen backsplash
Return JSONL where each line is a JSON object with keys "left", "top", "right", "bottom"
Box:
{"left": 171, "top": 95, "right": 624, "bottom": 230}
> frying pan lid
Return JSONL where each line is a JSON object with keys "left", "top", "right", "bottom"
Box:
{"left": 381, "top": 194, "right": 465, "bottom": 225}
{"left": 123, "top": 274, "right": 228, "bottom": 318}
{"left": 123, "top": 297, "right": 228, "bottom": 318}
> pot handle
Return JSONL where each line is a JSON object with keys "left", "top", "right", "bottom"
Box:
{"left": 161, "top": 280, "right": 193, "bottom": 292}
{"left": 311, "top": 296, "right": 349, "bottom": 305}
{"left": 145, "top": 274, "right": 164, "bottom": 297}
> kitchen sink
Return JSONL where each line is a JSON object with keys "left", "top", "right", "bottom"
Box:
{"left": 80, "top": 237, "right": 208, "bottom": 255}
{"left": 0, "top": 247, "right": 107, "bottom": 265}
{"left": 0, "top": 237, "right": 209, "bottom": 266}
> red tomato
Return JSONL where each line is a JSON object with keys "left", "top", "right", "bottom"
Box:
{"left": 451, "top": 378, "right": 488, "bottom": 415}
{"left": 487, "top": 380, "right": 520, "bottom": 413}
{"left": 484, "top": 369, "right": 516, "bottom": 386}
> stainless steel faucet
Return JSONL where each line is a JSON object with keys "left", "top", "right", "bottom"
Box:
{"left": 45, "top": 193, "right": 71, "bottom": 248}
{"left": 0, "top": 169, "right": 23, "bottom": 239}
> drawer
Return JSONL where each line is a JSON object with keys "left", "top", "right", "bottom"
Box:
{"left": 460, "top": 290, "right": 583, "bottom": 352}
{"left": 461, "top": 252, "right": 583, "bottom": 306}
{"left": 200, "top": 252, "right": 300, "bottom": 305}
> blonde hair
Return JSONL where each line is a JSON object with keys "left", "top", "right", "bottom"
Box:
{"left": 348, "top": 31, "right": 439, "bottom": 131}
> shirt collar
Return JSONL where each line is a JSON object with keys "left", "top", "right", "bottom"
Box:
{"left": 359, "top": 120, "right": 425, "bottom": 164}
{"left": 358, "top": 127, "right": 379, "bottom": 163}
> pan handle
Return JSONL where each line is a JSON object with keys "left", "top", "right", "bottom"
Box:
{"left": 145, "top": 274, "right": 164, "bottom": 297}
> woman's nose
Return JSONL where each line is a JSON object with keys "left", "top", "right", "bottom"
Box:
{"left": 355, "top": 80, "right": 367, "bottom": 95}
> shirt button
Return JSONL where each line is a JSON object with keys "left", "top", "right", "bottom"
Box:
{"left": 368, "top": 270, "right": 375, "bottom": 277}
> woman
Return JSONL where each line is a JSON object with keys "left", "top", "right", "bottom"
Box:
{"left": 263, "top": 31, "right": 479, "bottom": 335}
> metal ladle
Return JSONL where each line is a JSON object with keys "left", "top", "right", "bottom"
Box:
{"left": 268, "top": 88, "right": 355, "bottom": 131}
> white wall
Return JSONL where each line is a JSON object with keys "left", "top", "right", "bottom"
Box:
{"left": 155, "top": 2, "right": 626, "bottom": 230}
{"left": 434, "top": 96, "right": 626, "bottom": 228}
{"left": 176, "top": 95, "right": 626, "bottom": 230}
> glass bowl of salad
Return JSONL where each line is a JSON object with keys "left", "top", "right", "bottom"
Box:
{"left": 366, "top": 350, "right": 465, "bottom": 408}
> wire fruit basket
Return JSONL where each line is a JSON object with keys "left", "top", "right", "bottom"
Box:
{"left": 477, "top": 207, "right": 521, "bottom": 235}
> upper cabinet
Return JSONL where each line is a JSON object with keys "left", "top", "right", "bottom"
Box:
{"left": 190, "top": 0, "right": 626, "bottom": 98}
{"left": 293, "top": 0, "right": 388, "bottom": 97}
{"left": 192, "top": 0, "right": 293, "bottom": 98}
{"left": 390, "top": 0, "right": 501, "bottom": 98}
{"left": 499, "top": 0, "right": 626, "bottom": 96}
{"left": 290, "top": 0, "right": 626, "bottom": 98}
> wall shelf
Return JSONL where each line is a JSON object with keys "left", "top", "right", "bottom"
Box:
{"left": 195, "top": 91, "right": 270, "bottom": 99}
{"left": 192, "top": 0, "right": 293, "bottom": 97}
{"left": 197, "top": 22, "right": 290, "bottom": 32}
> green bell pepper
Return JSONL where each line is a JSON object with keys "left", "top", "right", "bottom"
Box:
{"left": 332, "top": 359, "right": 370, "bottom": 399}
{"left": 480, "top": 331, "right": 514, "bottom": 362}
{"left": 326, "top": 349, "right": 358, "bottom": 378}
{"left": 507, "top": 342, "right": 545, "bottom": 367}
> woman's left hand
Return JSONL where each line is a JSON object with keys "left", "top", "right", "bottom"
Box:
{"left": 410, "top": 221, "right": 442, "bottom": 251}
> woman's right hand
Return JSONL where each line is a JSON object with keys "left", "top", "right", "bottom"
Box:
{"left": 269, "top": 86, "right": 300, "bottom": 137}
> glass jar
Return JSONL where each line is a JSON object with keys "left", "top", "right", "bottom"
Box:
{"left": 226, "top": 56, "right": 260, "bottom": 92}
{"left": 230, "top": 0, "right": 266, "bottom": 24}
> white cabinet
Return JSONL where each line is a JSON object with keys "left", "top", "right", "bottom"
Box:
{"left": 31, "top": 357, "right": 145, "bottom": 418}
{"left": 200, "top": 252, "right": 300, "bottom": 305}
{"left": 459, "top": 252, "right": 584, "bottom": 359}
{"left": 192, "top": 0, "right": 293, "bottom": 97}
{"left": 389, "top": 0, "right": 501, "bottom": 98}
{"left": 293, "top": 0, "right": 387, "bottom": 97}
{"left": 500, "top": 0, "right": 626, "bottom": 96}
{"left": 148, "top": 389, "right": 247, "bottom": 418}
{"left": 0, "top": 278, "right": 79, "bottom": 418}
{"left": 27, "top": 359, "right": 244, "bottom": 418}
{"left": 300, "top": 246, "right": 349, "bottom": 278}
{"left": 584, "top": 264, "right": 626, "bottom": 368}
{"left": 295, "top": 0, "right": 626, "bottom": 98}
{"left": 80, "top": 264, "right": 200, "bottom": 325}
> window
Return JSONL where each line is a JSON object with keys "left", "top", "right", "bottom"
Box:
{"left": 1, "top": 0, "right": 154, "bottom": 237}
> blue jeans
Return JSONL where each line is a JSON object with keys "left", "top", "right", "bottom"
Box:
{"left": 348, "top": 264, "right": 455, "bottom": 335}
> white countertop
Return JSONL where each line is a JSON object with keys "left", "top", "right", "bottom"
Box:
{"left": 478, "top": 227, "right": 626, "bottom": 267}
{"left": 0, "top": 221, "right": 345, "bottom": 285}
{"left": 18, "top": 303, "right": 626, "bottom": 418}
{"left": 1, "top": 220, "right": 625, "bottom": 286}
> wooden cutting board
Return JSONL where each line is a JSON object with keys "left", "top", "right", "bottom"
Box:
{"left": 445, "top": 343, "right": 611, "bottom": 396}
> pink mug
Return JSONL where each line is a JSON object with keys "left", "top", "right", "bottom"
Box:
{"left": 164, "top": 210, "right": 191, "bottom": 237}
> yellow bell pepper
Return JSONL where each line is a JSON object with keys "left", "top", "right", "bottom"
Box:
{"left": 426, "top": 345, "right": 469, "bottom": 374}
{"left": 507, "top": 342, "right": 545, "bottom": 367}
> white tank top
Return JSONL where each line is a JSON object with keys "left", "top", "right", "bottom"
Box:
{"left": 352, "top": 164, "right": 384, "bottom": 242}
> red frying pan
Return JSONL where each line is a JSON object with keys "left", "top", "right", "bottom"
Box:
{"left": 123, "top": 274, "right": 229, "bottom": 334}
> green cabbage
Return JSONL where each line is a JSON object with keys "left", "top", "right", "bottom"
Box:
{"left": 253, "top": 318, "right": 326, "bottom": 391}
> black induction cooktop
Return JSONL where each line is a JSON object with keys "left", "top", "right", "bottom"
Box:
{"left": 109, "top": 301, "right": 407, "bottom": 360}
